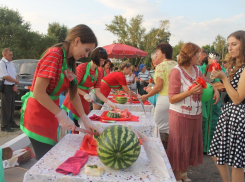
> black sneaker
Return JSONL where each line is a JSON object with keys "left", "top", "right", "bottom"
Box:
{"left": 10, "top": 123, "right": 20, "bottom": 128}
{"left": 1, "top": 126, "right": 14, "bottom": 132}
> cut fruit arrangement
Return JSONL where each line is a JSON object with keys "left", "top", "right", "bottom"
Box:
{"left": 114, "top": 96, "right": 128, "bottom": 104}
{"left": 128, "top": 97, "right": 139, "bottom": 102}
{"left": 113, "top": 90, "right": 126, "bottom": 95}
{"left": 106, "top": 108, "right": 129, "bottom": 118}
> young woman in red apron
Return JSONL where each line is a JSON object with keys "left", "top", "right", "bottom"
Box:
{"left": 62, "top": 47, "right": 116, "bottom": 126}
{"left": 93, "top": 61, "right": 138, "bottom": 110}
{"left": 20, "top": 25, "right": 101, "bottom": 160}
{"left": 98, "top": 58, "right": 111, "bottom": 78}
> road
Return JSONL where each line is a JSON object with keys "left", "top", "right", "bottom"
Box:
{"left": 0, "top": 111, "right": 224, "bottom": 181}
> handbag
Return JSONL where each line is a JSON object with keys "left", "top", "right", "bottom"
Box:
{"left": 0, "top": 60, "right": 7, "bottom": 92}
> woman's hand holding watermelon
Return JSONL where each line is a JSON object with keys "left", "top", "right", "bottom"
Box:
{"left": 188, "top": 85, "right": 202, "bottom": 95}
{"left": 79, "top": 115, "right": 102, "bottom": 134}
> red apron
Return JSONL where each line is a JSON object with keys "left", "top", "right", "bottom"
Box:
{"left": 20, "top": 48, "right": 71, "bottom": 145}
{"left": 62, "top": 62, "right": 98, "bottom": 120}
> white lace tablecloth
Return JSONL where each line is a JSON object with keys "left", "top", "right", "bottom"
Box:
{"left": 102, "top": 102, "right": 154, "bottom": 113}
{"left": 23, "top": 134, "right": 175, "bottom": 182}
{"left": 89, "top": 110, "right": 157, "bottom": 137}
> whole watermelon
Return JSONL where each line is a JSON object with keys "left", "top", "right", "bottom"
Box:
{"left": 97, "top": 125, "right": 141, "bottom": 170}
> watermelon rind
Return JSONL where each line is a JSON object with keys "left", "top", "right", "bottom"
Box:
{"left": 106, "top": 111, "right": 121, "bottom": 118}
{"left": 97, "top": 125, "right": 141, "bottom": 170}
{"left": 115, "top": 97, "right": 127, "bottom": 104}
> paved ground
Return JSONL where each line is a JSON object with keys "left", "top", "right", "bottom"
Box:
{"left": 0, "top": 110, "right": 22, "bottom": 145}
{"left": 0, "top": 110, "right": 226, "bottom": 181}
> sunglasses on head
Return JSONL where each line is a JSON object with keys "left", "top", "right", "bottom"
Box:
{"left": 99, "top": 48, "right": 106, "bottom": 53}
{"left": 223, "top": 61, "right": 227, "bottom": 64}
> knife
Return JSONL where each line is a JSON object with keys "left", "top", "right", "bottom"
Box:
{"left": 138, "top": 96, "right": 147, "bottom": 116}
{"left": 135, "top": 130, "right": 171, "bottom": 178}
{"left": 128, "top": 90, "right": 132, "bottom": 104}
{"left": 75, "top": 127, "right": 100, "bottom": 135}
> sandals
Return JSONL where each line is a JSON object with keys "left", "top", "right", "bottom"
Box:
{"left": 181, "top": 172, "right": 192, "bottom": 182}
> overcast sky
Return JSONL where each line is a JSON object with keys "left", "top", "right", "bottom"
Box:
{"left": 2, "top": 0, "right": 245, "bottom": 47}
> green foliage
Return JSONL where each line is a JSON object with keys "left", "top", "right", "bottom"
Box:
{"left": 48, "top": 22, "right": 68, "bottom": 42}
{"left": 212, "top": 35, "right": 228, "bottom": 59}
{"left": 105, "top": 15, "right": 129, "bottom": 44}
{"left": 201, "top": 44, "right": 215, "bottom": 54}
{"left": 172, "top": 41, "right": 184, "bottom": 61}
{"left": 105, "top": 15, "right": 171, "bottom": 67}
{"left": 0, "top": 6, "right": 59, "bottom": 59}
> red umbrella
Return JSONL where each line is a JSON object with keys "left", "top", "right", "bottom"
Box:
{"left": 103, "top": 43, "right": 147, "bottom": 59}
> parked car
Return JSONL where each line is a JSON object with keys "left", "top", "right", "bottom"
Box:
{"left": 0, "top": 59, "right": 39, "bottom": 109}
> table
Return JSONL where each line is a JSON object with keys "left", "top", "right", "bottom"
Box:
{"left": 102, "top": 102, "right": 154, "bottom": 113}
{"left": 23, "top": 134, "right": 176, "bottom": 182}
{"left": 89, "top": 110, "right": 157, "bottom": 137}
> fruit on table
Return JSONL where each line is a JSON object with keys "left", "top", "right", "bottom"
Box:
{"left": 113, "top": 91, "right": 125, "bottom": 95}
{"left": 106, "top": 108, "right": 128, "bottom": 118}
{"left": 129, "top": 97, "right": 138, "bottom": 102}
{"left": 93, "top": 129, "right": 100, "bottom": 140}
{"left": 84, "top": 164, "right": 105, "bottom": 176}
{"left": 97, "top": 125, "right": 141, "bottom": 170}
{"left": 115, "top": 96, "right": 127, "bottom": 104}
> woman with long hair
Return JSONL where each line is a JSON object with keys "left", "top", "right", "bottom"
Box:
{"left": 93, "top": 61, "right": 138, "bottom": 110}
{"left": 167, "top": 43, "right": 219, "bottom": 182}
{"left": 62, "top": 47, "right": 116, "bottom": 126}
{"left": 209, "top": 30, "right": 245, "bottom": 182}
{"left": 20, "top": 24, "right": 101, "bottom": 160}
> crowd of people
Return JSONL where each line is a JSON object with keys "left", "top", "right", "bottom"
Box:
{"left": 0, "top": 24, "right": 244, "bottom": 182}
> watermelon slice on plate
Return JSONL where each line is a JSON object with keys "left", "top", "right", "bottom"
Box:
{"left": 101, "top": 109, "right": 132, "bottom": 121}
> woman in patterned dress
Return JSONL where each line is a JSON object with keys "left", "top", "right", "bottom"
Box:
{"left": 209, "top": 30, "right": 245, "bottom": 182}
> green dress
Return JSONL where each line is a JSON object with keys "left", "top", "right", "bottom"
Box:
{"left": 199, "top": 63, "right": 223, "bottom": 153}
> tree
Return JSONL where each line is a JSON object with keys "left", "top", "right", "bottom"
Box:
{"left": 47, "top": 22, "right": 68, "bottom": 42}
{"left": 172, "top": 41, "right": 184, "bottom": 61}
{"left": 142, "top": 20, "right": 171, "bottom": 67}
{"left": 127, "top": 15, "right": 146, "bottom": 48}
{"left": 0, "top": 6, "right": 58, "bottom": 59}
{"left": 105, "top": 15, "right": 129, "bottom": 44}
{"left": 201, "top": 44, "right": 215, "bottom": 54}
{"left": 212, "top": 35, "right": 228, "bottom": 59}
{"left": 105, "top": 15, "right": 171, "bottom": 67}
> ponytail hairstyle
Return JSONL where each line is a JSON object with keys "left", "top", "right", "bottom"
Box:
{"left": 90, "top": 47, "right": 108, "bottom": 66}
{"left": 227, "top": 30, "right": 245, "bottom": 80}
{"left": 118, "top": 61, "right": 132, "bottom": 71}
{"left": 177, "top": 42, "right": 200, "bottom": 66}
{"left": 51, "top": 24, "right": 97, "bottom": 100}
